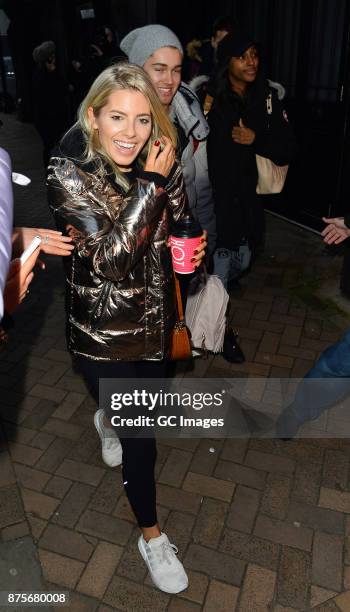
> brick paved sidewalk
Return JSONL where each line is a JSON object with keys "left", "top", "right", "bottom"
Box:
{"left": 1, "top": 113, "right": 350, "bottom": 611}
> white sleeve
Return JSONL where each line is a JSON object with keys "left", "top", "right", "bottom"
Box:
{"left": 0, "top": 148, "right": 14, "bottom": 320}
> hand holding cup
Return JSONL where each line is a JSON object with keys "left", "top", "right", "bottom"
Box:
{"left": 169, "top": 219, "right": 206, "bottom": 274}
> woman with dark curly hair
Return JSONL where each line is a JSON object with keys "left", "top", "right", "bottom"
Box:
{"left": 207, "top": 31, "right": 297, "bottom": 289}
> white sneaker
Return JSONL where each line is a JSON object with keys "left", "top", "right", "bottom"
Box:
{"left": 93, "top": 409, "right": 122, "bottom": 467}
{"left": 138, "top": 532, "right": 188, "bottom": 594}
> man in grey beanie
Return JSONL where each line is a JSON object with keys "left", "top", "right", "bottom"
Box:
{"left": 120, "top": 25, "right": 245, "bottom": 366}
{"left": 120, "top": 24, "right": 217, "bottom": 256}
{"left": 120, "top": 24, "right": 183, "bottom": 69}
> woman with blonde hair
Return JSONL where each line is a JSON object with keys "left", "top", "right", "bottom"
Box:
{"left": 47, "top": 61, "right": 206, "bottom": 594}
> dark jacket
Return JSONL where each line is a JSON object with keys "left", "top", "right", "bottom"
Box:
{"left": 207, "top": 78, "right": 297, "bottom": 249}
{"left": 32, "top": 68, "right": 70, "bottom": 146}
{"left": 47, "top": 128, "right": 188, "bottom": 362}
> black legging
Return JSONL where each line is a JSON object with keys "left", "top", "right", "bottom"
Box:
{"left": 77, "top": 357, "right": 166, "bottom": 528}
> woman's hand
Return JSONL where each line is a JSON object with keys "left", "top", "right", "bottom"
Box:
{"left": 321, "top": 217, "right": 350, "bottom": 245}
{"left": 192, "top": 230, "right": 207, "bottom": 268}
{"left": 167, "top": 230, "right": 207, "bottom": 268}
{"left": 232, "top": 119, "right": 256, "bottom": 145}
{"left": 144, "top": 137, "right": 176, "bottom": 178}
{"left": 13, "top": 227, "right": 74, "bottom": 257}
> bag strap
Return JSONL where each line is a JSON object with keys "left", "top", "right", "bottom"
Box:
{"left": 173, "top": 272, "right": 185, "bottom": 321}
{"left": 173, "top": 263, "right": 207, "bottom": 322}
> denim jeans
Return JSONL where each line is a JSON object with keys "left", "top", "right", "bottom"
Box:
{"left": 213, "top": 242, "right": 251, "bottom": 289}
{"left": 277, "top": 327, "right": 350, "bottom": 435}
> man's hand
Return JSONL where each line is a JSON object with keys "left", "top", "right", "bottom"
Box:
{"left": 321, "top": 216, "right": 350, "bottom": 245}
{"left": 232, "top": 119, "right": 256, "bottom": 145}
{"left": 13, "top": 227, "right": 74, "bottom": 257}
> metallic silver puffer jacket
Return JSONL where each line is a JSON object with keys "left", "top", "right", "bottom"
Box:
{"left": 47, "top": 151, "right": 188, "bottom": 362}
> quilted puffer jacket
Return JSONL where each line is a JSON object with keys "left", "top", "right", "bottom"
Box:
{"left": 47, "top": 128, "right": 188, "bottom": 361}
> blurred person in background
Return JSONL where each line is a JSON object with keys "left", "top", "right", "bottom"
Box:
{"left": 82, "top": 26, "right": 126, "bottom": 89}
{"left": 69, "top": 27, "right": 126, "bottom": 113}
{"left": 186, "top": 15, "right": 236, "bottom": 104}
{"left": 32, "top": 41, "right": 71, "bottom": 167}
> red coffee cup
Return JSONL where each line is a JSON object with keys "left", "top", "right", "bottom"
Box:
{"left": 169, "top": 217, "right": 202, "bottom": 274}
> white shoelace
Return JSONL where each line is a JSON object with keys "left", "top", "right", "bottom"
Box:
{"left": 147, "top": 540, "right": 179, "bottom": 568}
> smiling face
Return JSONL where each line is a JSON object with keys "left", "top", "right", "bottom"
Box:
{"left": 143, "top": 47, "right": 182, "bottom": 110}
{"left": 228, "top": 45, "right": 259, "bottom": 91}
{"left": 88, "top": 88, "right": 152, "bottom": 169}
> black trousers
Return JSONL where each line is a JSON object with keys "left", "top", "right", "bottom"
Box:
{"left": 77, "top": 357, "right": 166, "bottom": 528}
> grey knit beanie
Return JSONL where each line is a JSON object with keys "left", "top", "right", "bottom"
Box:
{"left": 120, "top": 25, "right": 183, "bottom": 67}
{"left": 33, "top": 40, "right": 55, "bottom": 66}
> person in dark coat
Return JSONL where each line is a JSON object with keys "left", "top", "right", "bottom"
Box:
{"left": 186, "top": 15, "right": 235, "bottom": 85}
{"left": 32, "top": 41, "right": 71, "bottom": 167}
{"left": 207, "top": 31, "right": 297, "bottom": 289}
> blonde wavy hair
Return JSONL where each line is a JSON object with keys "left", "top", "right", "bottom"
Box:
{"left": 77, "top": 61, "right": 177, "bottom": 189}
